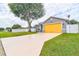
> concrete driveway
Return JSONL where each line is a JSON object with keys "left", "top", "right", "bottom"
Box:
{"left": 1, "top": 33, "right": 61, "bottom": 56}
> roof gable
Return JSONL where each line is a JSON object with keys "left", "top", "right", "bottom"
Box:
{"left": 43, "top": 16, "right": 67, "bottom": 24}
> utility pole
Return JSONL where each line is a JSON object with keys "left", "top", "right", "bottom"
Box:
{"left": 67, "top": 15, "right": 70, "bottom": 33}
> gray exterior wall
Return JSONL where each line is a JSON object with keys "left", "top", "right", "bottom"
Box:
{"left": 38, "top": 17, "right": 67, "bottom": 33}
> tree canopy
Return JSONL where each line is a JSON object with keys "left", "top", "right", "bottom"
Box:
{"left": 66, "top": 19, "right": 79, "bottom": 24}
{"left": 12, "top": 24, "right": 22, "bottom": 29}
{"left": 0, "top": 28, "right": 4, "bottom": 31}
{"left": 8, "top": 3, "right": 45, "bottom": 32}
{"left": 6, "top": 27, "right": 12, "bottom": 32}
{"left": 69, "top": 19, "right": 79, "bottom": 24}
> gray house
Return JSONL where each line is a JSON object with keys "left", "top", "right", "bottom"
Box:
{"left": 38, "top": 16, "right": 68, "bottom": 33}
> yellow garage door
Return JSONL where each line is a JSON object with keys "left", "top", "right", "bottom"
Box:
{"left": 44, "top": 23, "right": 62, "bottom": 33}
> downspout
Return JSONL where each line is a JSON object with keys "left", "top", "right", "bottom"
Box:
{"left": 40, "top": 24, "right": 43, "bottom": 32}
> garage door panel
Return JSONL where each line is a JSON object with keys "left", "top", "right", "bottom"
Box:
{"left": 44, "top": 23, "right": 62, "bottom": 33}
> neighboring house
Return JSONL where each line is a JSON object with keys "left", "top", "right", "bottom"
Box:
{"left": 38, "top": 16, "right": 68, "bottom": 33}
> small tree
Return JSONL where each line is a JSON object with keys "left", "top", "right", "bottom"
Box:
{"left": 8, "top": 3, "right": 45, "bottom": 32}
{"left": 12, "top": 24, "right": 22, "bottom": 29}
{"left": 6, "top": 27, "right": 12, "bottom": 32}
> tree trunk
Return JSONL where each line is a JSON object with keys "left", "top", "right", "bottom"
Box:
{"left": 28, "top": 24, "right": 31, "bottom": 32}
{"left": 28, "top": 21, "right": 31, "bottom": 32}
{"left": 26, "top": 12, "right": 32, "bottom": 32}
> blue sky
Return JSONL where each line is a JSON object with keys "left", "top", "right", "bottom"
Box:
{"left": 0, "top": 3, "right": 79, "bottom": 27}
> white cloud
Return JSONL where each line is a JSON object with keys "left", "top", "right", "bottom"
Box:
{"left": 39, "top": 3, "right": 79, "bottom": 21}
{"left": 1, "top": 3, "right": 79, "bottom": 28}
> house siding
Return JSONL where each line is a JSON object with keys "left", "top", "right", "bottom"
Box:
{"left": 38, "top": 17, "right": 67, "bottom": 33}
{"left": 43, "top": 17, "right": 67, "bottom": 33}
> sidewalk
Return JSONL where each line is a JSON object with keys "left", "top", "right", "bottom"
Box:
{"left": 0, "top": 40, "right": 6, "bottom": 56}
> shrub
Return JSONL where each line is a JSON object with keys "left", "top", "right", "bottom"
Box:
{"left": 0, "top": 28, "right": 4, "bottom": 31}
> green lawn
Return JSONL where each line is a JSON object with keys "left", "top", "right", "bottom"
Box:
{"left": 40, "top": 33, "right": 79, "bottom": 56}
{"left": 0, "top": 32, "right": 36, "bottom": 38}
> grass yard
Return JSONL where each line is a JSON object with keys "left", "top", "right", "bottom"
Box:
{"left": 40, "top": 33, "right": 79, "bottom": 56}
{"left": 0, "top": 32, "right": 36, "bottom": 38}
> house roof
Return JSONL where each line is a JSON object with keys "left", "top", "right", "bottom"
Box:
{"left": 42, "top": 16, "right": 68, "bottom": 24}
